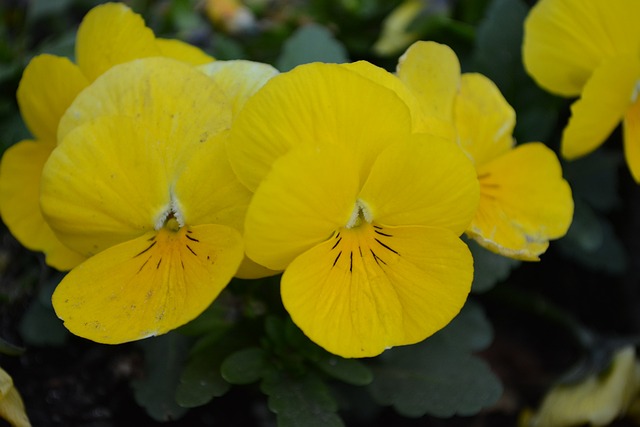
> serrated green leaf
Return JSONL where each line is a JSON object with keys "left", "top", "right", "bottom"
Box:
{"left": 276, "top": 24, "right": 348, "bottom": 72}
{"left": 466, "top": 237, "right": 519, "bottom": 293}
{"left": 175, "top": 349, "right": 230, "bottom": 408}
{"left": 0, "top": 337, "right": 24, "bottom": 356}
{"left": 369, "top": 336, "right": 502, "bottom": 418}
{"left": 261, "top": 370, "right": 345, "bottom": 427}
{"left": 132, "top": 333, "right": 190, "bottom": 422}
{"left": 221, "top": 347, "right": 268, "bottom": 385}
{"left": 314, "top": 357, "right": 373, "bottom": 386}
{"left": 438, "top": 300, "right": 494, "bottom": 352}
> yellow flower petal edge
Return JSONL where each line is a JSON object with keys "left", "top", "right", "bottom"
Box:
{"left": 0, "top": 140, "right": 85, "bottom": 270}
{"left": 282, "top": 224, "right": 472, "bottom": 358}
{"left": 52, "top": 224, "right": 243, "bottom": 344}
{"left": 523, "top": 0, "right": 640, "bottom": 97}
{"left": 16, "top": 54, "right": 88, "bottom": 143}
{"left": 0, "top": 366, "right": 31, "bottom": 427}
{"left": 468, "top": 143, "right": 573, "bottom": 261}
{"left": 624, "top": 94, "right": 640, "bottom": 183}
{"left": 227, "top": 62, "right": 413, "bottom": 191}
{"left": 156, "top": 38, "right": 214, "bottom": 65}
{"left": 561, "top": 56, "right": 640, "bottom": 160}
{"left": 373, "top": 0, "right": 423, "bottom": 56}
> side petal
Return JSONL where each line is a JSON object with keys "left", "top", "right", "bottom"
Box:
{"left": 454, "top": 73, "right": 515, "bottom": 167}
{"left": 623, "top": 96, "right": 640, "bottom": 183}
{"left": 0, "top": 140, "right": 85, "bottom": 270}
{"left": 199, "top": 59, "right": 279, "bottom": 118}
{"left": 75, "top": 2, "right": 159, "bottom": 82}
{"left": 523, "top": 0, "right": 640, "bottom": 96}
{"left": 0, "top": 366, "right": 31, "bottom": 427}
{"left": 396, "top": 41, "right": 460, "bottom": 124}
{"left": 52, "top": 224, "right": 244, "bottom": 344}
{"left": 468, "top": 143, "right": 573, "bottom": 261}
{"left": 359, "top": 135, "right": 479, "bottom": 235}
{"left": 16, "top": 54, "right": 88, "bottom": 143}
{"left": 244, "top": 146, "right": 360, "bottom": 271}
{"left": 156, "top": 38, "right": 214, "bottom": 65}
{"left": 227, "top": 62, "right": 413, "bottom": 191}
{"left": 562, "top": 57, "right": 640, "bottom": 159}
{"left": 281, "top": 224, "right": 473, "bottom": 358}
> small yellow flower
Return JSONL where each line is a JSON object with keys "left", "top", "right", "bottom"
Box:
{"left": 523, "top": 0, "right": 640, "bottom": 182}
{"left": 0, "top": 366, "right": 31, "bottom": 427}
{"left": 397, "top": 41, "right": 573, "bottom": 260}
{"left": 228, "top": 62, "right": 479, "bottom": 358}
{"left": 39, "top": 58, "right": 251, "bottom": 344}
{"left": 0, "top": 2, "right": 213, "bottom": 270}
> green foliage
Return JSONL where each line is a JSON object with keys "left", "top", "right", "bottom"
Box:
{"left": 467, "top": 237, "right": 520, "bottom": 293}
{"left": 276, "top": 23, "right": 349, "bottom": 71}
{"left": 19, "top": 275, "right": 68, "bottom": 347}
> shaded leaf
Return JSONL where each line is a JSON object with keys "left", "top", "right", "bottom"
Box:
{"left": 466, "top": 237, "right": 519, "bottom": 293}
{"left": 438, "top": 300, "right": 494, "bottom": 352}
{"left": 19, "top": 277, "right": 68, "bottom": 347}
{"left": 175, "top": 347, "right": 230, "bottom": 408}
{"left": 0, "top": 337, "right": 24, "bottom": 357}
{"left": 132, "top": 333, "right": 190, "bottom": 422}
{"left": 276, "top": 24, "right": 348, "bottom": 72}
{"left": 221, "top": 347, "right": 268, "bottom": 385}
{"left": 563, "top": 151, "right": 623, "bottom": 212}
{"left": 313, "top": 357, "right": 373, "bottom": 386}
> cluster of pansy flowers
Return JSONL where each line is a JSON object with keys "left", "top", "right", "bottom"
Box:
{"left": 0, "top": 2, "right": 573, "bottom": 358}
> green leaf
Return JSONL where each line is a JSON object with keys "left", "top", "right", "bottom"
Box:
{"left": 369, "top": 335, "right": 502, "bottom": 418}
{"left": 132, "top": 333, "right": 190, "bottom": 422}
{"left": 466, "top": 237, "right": 520, "bottom": 293}
{"left": 175, "top": 347, "right": 230, "bottom": 408}
{"left": 221, "top": 347, "right": 268, "bottom": 385}
{"left": 563, "top": 151, "right": 623, "bottom": 212}
{"left": 276, "top": 24, "right": 349, "bottom": 72}
{"left": 261, "top": 370, "right": 345, "bottom": 427}
{"left": 313, "top": 356, "right": 373, "bottom": 386}
{"left": 438, "top": 301, "right": 494, "bottom": 352}
{"left": 0, "top": 337, "right": 24, "bottom": 356}
{"left": 19, "top": 276, "right": 68, "bottom": 347}
{"left": 177, "top": 291, "right": 235, "bottom": 337}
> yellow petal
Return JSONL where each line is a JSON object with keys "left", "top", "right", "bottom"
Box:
{"left": 561, "top": 57, "right": 640, "bottom": 159}
{"left": 156, "top": 38, "right": 214, "bottom": 65}
{"left": 59, "top": 57, "right": 230, "bottom": 143}
{"left": 396, "top": 41, "right": 460, "bottom": 124}
{"left": 0, "top": 366, "right": 31, "bottom": 427}
{"left": 227, "top": 62, "right": 413, "bottom": 191}
{"left": 468, "top": 143, "right": 573, "bottom": 261}
{"left": 235, "top": 256, "right": 280, "bottom": 279}
{"left": 0, "top": 140, "right": 85, "bottom": 270}
{"left": 359, "top": 135, "right": 479, "bottom": 235}
{"left": 75, "top": 2, "right": 159, "bottom": 82}
{"left": 373, "top": 0, "right": 423, "bottom": 56}
{"left": 42, "top": 116, "right": 171, "bottom": 256}
{"left": 623, "top": 94, "right": 640, "bottom": 183}
{"left": 281, "top": 223, "right": 473, "bottom": 358}
{"left": 523, "top": 0, "right": 640, "bottom": 96}
{"left": 52, "top": 224, "right": 243, "bottom": 344}
{"left": 16, "top": 54, "right": 88, "bottom": 143}
{"left": 199, "top": 60, "right": 279, "bottom": 118}
{"left": 454, "top": 73, "right": 515, "bottom": 167}
{"left": 244, "top": 146, "right": 360, "bottom": 271}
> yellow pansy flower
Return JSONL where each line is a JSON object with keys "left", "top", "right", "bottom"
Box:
{"left": 0, "top": 366, "right": 31, "bottom": 427}
{"left": 0, "top": 2, "right": 213, "bottom": 270}
{"left": 397, "top": 41, "right": 573, "bottom": 260}
{"left": 227, "top": 63, "right": 479, "bottom": 358}
{"left": 522, "top": 0, "right": 640, "bottom": 182}
{"left": 39, "top": 57, "right": 249, "bottom": 344}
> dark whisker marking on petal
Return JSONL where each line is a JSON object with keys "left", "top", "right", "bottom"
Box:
{"left": 135, "top": 241, "right": 157, "bottom": 257}
{"left": 375, "top": 238, "right": 399, "bottom": 255}
{"left": 181, "top": 260, "right": 185, "bottom": 269}
{"left": 373, "top": 225, "right": 382, "bottom": 230}
{"left": 374, "top": 229, "right": 392, "bottom": 237}
{"left": 358, "top": 246, "right": 363, "bottom": 257}
{"left": 186, "top": 245, "right": 197, "bottom": 256}
{"left": 370, "top": 249, "right": 386, "bottom": 266}
{"left": 137, "top": 255, "right": 152, "bottom": 274}
{"left": 332, "top": 251, "right": 342, "bottom": 268}
{"left": 331, "top": 237, "right": 342, "bottom": 250}
{"left": 477, "top": 172, "right": 491, "bottom": 179}
{"left": 349, "top": 251, "right": 353, "bottom": 273}
{"left": 186, "top": 230, "right": 193, "bottom": 234}
{"left": 156, "top": 258, "right": 162, "bottom": 269}
{"left": 186, "top": 234, "right": 199, "bottom": 242}
{"left": 147, "top": 235, "right": 156, "bottom": 241}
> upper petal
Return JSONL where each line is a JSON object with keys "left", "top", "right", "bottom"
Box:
{"left": 227, "top": 62, "right": 413, "bottom": 191}
{"left": 16, "top": 54, "right": 89, "bottom": 143}
{"left": 454, "top": 73, "right": 515, "bottom": 168}
{"left": 523, "top": 0, "right": 640, "bottom": 96}
{"left": 468, "top": 143, "right": 573, "bottom": 261}
{"left": 52, "top": 224, "right": 244, "bottom": 344}
{"left": 359, "top": 134, "right": 479, "bottom": 235}
{"left": 75, "top": 2, "right": 159, "bottom": 82}
{"left": 562, "top": 56, "right": 640, "bottom": 159}
{"left": 156, "top": 38, "right": 214, "bottom": 65}
{"left": 281, "top": 223, "right": 473, "bottom": 358}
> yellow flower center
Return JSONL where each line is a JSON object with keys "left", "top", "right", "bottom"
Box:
{"left": 345, "top": 199, "right": 373, "bottom": 229}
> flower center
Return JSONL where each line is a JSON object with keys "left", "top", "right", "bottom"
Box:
{"left": 345, "top": 199, "right": 373, "bottom": 229}
{"left": 154, "top": 194, "right": 185, "bottom": 232}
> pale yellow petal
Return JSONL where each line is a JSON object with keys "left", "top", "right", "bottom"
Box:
{"left": 373, "top": 0, "right": 423, "bottom": 56}
{"left": 0, "top": 366, "right": 31, "bottom": 427}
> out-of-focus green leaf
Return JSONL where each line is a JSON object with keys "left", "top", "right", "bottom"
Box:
{"left": 563, "top": 151, "right": 623, "bottom": 212}
{"left": 438, "top": 301, "right": 494, "bottom": 352}
{"left": 132, "top": 333, "right": 190, "bottom": 422}
{"left": 221, "top": 347, "right": 268, "bottom": 385}
{"left": 313, "top": 356, "right": 373, "bottom": 386}
{"left": 276, "top": 24, "right": 348, "bottom": 72}
{"left": 26, "top": 0, "right": 72, "bottom": 23}
{"left": 175, "top": 344, "right": 230, "bottom": 408}
{"left": 0, "top": 337, "right": 24, "bottom": 356}
{"left": 261, "top": 370, "right": 345, "bottom": 427}
{"left": 177, "top": 291, "right": 235, "bottom": 337}
{"left": 19, "top": 276, "right": 68, "bottom": 347}
{"left": 466, "top": 237, "right": 520, "bottom": 293}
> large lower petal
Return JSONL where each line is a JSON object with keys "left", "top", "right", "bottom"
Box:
{"left": 281, "top": 223, "right": 473, "bottom": 358}
{"left": 562, "top": 57, "right": 640, "bottom": 159}
{"left": 523, "top": 0, "right": 640, "bottom": 96}
{"left": 41, "top": 116, "right": 171, "bottom": 256}
{"left": 0, "top": 140, "right": 85, "bottom": 270}
{"left": 227, "top": 62, "right": 413, "bottom": 191}
{"left": 245, "top": 146, "right": 360, "bottom": 271}
{"left": 359, "top": 135, "right": 479, "bottom": 235}
{"left": 75, "top": 2, "right": 159, "bottom": 82}
{"left": 623, "top": 97, "right": 640, "bottom": 183}
{"left": 454, "top": 73, "right": 515, "bottom": 167}
{"left": 16, "top": 54, "right": 88, "bottom": 143}
{"left": 52, "top": 224, "right": 243, "bottom": 344}
{"left": 467, "top": 143, "right": 573, "bottom": 261}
